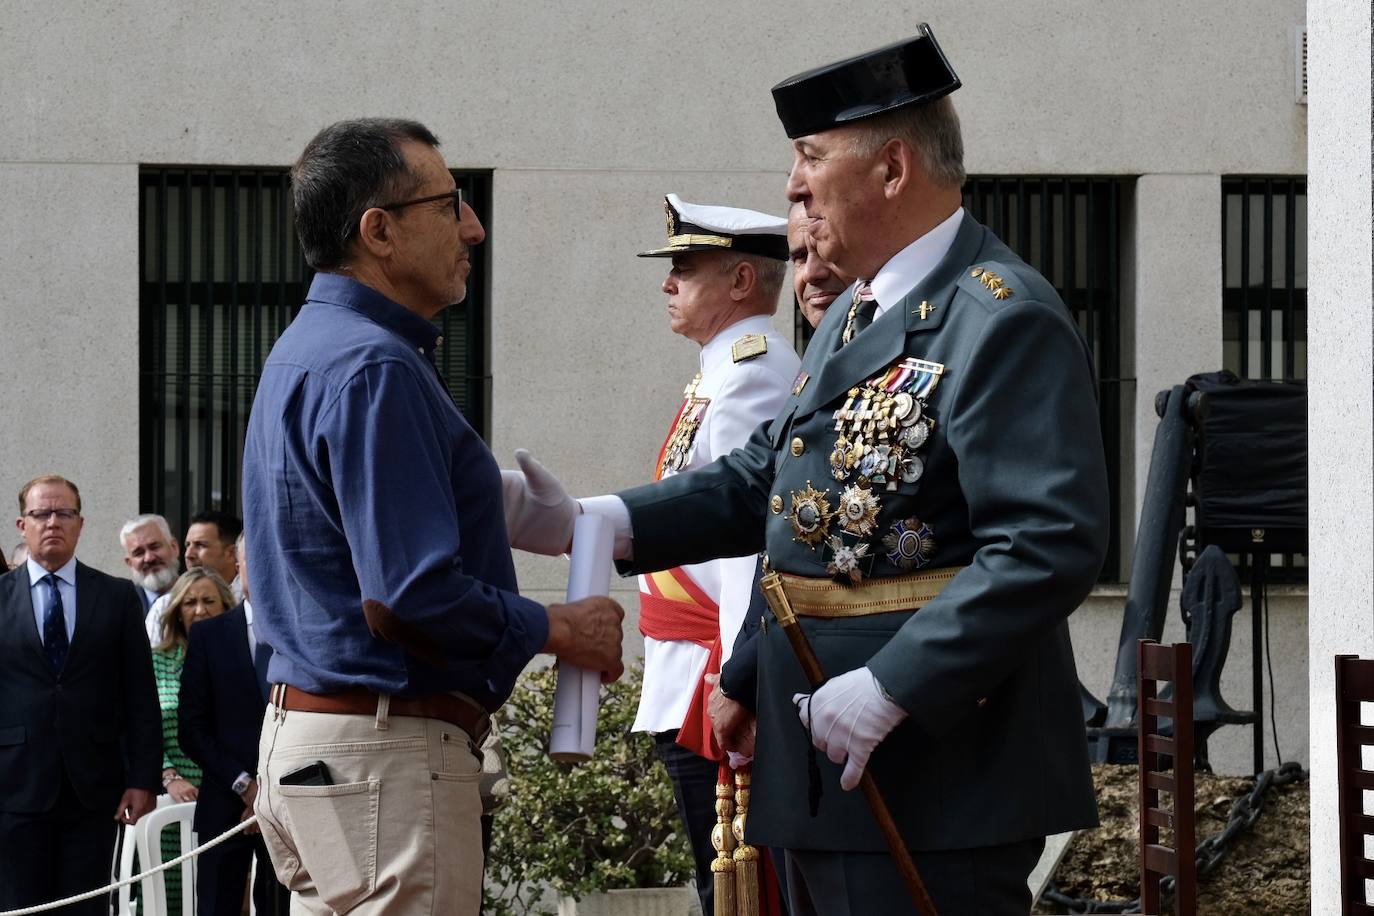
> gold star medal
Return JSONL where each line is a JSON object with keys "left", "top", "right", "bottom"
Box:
{"left": 786, "top": 482, "right": 834, "bottom": 547}
{"left": 837, "top": 484, "right": 880, "bottom": 536}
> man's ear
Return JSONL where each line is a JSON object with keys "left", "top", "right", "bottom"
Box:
{"left": 730, "top": 258, "right": 757, "bottom": 301}
{"left": 880, "top": 138, "right": 915, "bottom": 200}
{"left": 356, "top": 207, "right": 393, "bottom": 258}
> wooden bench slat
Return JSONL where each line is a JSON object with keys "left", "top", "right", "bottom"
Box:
{"left": 1144, "top": 734, "right": 1174, "bottom": 755}
{"left": 1142, "top": 843, "right": 1176, "bottom": 874}
{"left": 1143, "top": 698, "right": 1173, "bottom": 718}
{"left": 1145, "top": 808, "right": 1172, "bottom": 829}
{"left": 1145, "top": 771, "right": 1176, "bottom": 794}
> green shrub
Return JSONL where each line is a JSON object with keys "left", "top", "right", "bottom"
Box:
{"left": 482, "top": 662, "right": 694, "bottom": 915}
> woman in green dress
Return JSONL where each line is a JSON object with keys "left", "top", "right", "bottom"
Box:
{"left": 153, "top": 567, "right": 235, "bottom": 913}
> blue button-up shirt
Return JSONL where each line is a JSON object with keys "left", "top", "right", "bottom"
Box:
{"left": 242, "top": 273, "right": 548, "bottom": 710}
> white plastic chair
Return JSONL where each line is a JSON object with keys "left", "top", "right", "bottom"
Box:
{"left": 115, "top": 817, "right": 143, "bottom": 916}
{"left": 134, "top": 800, "right": 197, "bottom": 916}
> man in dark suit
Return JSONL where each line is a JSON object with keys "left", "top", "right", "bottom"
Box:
{"left": 0, "top": 474, "right": 161, "bottom": 915}
{"left": 180, "top": 532, "right": 290, "bottom": 915}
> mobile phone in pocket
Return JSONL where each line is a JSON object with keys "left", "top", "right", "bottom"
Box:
{"left": 279, "top": 760, "right": 333, "bottom": 787}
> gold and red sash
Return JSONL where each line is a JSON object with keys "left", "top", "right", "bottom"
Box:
{"left": 639, "top": 565, "right": 722, "bottom": 760}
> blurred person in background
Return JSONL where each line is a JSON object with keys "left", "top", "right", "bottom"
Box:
{"left": 180, "top": 533, "right": 291, "bottom": 915}
{"left": 120, "top": 513, "right": 181, "bottom": 644}
{"left": 152, "top": 567, "right": 235, "bottom": 913}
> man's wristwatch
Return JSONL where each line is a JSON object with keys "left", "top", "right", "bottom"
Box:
{"left": 231, "top": 772, "right": 253, "bottom": 796}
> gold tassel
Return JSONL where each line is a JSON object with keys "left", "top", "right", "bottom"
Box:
{"left": 732, "top": 768, "right": 760, "bottom": 916}
{"left": 712, "top": 777, "right": 737, "bottom": 916}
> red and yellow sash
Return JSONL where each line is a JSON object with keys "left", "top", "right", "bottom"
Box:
{"left": 639, "top": 565, "right": 722, "bottom": 760}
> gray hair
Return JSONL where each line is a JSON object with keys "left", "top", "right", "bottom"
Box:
{"left": 120, "top": 514, "right": 174, "bottom": 550}
{"left": 720, "top": 253, "right": 787, "bottom": 313}
{"left": 848, "top": 97, "right": 966, "bottom": 190}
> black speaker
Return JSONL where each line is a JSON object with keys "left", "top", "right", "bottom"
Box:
{"left": 1186, "top": 370, "right": 1307, "bottom": 554}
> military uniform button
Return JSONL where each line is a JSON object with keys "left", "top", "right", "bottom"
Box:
{"left": 771, "top": 495, "right": 784, "bottom": 514}
{"left": 791, "top": 437, "right": 805, "bottom": 457}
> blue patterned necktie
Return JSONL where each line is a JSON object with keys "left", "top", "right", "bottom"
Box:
{"left": 42, "top": 574, "right": 69, "bottom": 673}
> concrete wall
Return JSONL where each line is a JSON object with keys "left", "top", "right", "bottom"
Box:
{"left": 1305, "top": 0, "right": 1372, "bottom": 910}
{"left": 0, "top": 1, "right": 1311, "bottom": 779}
{"left": 0, "top": 164, "right": 140, "bottom": 568}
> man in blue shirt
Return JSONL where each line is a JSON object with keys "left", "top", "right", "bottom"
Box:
{"left": 243, "top": 118, "right": 624, "bottom": 916}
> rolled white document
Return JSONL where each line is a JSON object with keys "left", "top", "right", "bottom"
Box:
{"left": 548, "top": 512, "right": 613, "bottom": 763}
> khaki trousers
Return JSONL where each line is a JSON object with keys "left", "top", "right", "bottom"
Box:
{"left": 255, "top": 700, "right": 483, "bottom": 915}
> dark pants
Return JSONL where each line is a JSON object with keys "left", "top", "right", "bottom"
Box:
{"left": 785, "top": 837, "right": 1045, "bottom": 916}
{"left": 0, "top": 771, "right": 117, "bottom": 916}
{"left": 196, "top": 831, "right": 291, "bottom": 916}
{"left": 653, "top": 731, "right": 719, "bottom": 916}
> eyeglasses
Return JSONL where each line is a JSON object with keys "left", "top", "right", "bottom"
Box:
{"left": 380, "top": 189, "right": 463, "bottom": 221}
{"left": 24, "top": 509, "right": 80, "bottom": 522}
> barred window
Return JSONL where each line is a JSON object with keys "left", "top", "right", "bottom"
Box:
{"left": 138, "top": 167, "right": 492, "bottom": 531}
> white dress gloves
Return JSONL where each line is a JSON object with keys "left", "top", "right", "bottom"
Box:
{"left": 499, "top": 449, "right": 578, "bottom": 556}
{"left": 794, "top": 666, "right": 908, "bottom": 791}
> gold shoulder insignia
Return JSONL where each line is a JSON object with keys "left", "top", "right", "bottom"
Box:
{"left": 732, "top": 333, "right": 768, "bottom": 363}
{"left": 969, "top": 265, "right": 1014, "bottom": 300}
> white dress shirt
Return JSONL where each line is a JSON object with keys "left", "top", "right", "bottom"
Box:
{"left": 26, "top": 556, "right": 77, "bottom": 641}
{"left": 244, "top": 598, "right": 256, "bottom": 654}
{"left": 867, "top": 207, "right": 964, "bottom": 317}
{"left": 146, "top": 593, "right": 168, "bottom": 647}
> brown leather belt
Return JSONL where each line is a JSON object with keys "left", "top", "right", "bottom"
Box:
{"left": 271, "top": 684, "right": 490, "bottom": 743}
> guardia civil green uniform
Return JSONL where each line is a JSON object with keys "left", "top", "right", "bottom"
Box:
{"left": 614, "top": 26, "right": 1109, "bottom": 915}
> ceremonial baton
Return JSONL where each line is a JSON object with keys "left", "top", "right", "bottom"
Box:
{"left": 759, "top": 568, "right": 939, "bottom": 916}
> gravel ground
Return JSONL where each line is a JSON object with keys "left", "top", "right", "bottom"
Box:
{"left": 1034, "top": 764, "right": 1309, "bottom": 915}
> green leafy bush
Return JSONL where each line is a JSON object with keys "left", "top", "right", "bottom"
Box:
{"left": 483, "top": 663, "right": 694, "bottom": 915}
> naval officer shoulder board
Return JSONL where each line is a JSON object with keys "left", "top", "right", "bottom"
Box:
{"left": 731, "top": 332, "right": 768, "bottom": 363}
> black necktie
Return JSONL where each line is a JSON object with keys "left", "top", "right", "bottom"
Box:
{"left": 42, "top": 574, "right": 69, "bottom": 673}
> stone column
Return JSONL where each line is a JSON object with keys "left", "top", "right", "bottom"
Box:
{"left": 1307, "top": 1, "right": 1374, "bottom": 911}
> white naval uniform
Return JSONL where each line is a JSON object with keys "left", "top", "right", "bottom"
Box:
{"left": 632, "top": 314, "right": 800, "bottom": 734}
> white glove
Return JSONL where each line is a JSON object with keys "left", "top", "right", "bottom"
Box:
{"left": 793, "top": 666, "right": 907, "bottom": 791}
{"left": 501, "top": 449, "right": 579, "bottom": 555}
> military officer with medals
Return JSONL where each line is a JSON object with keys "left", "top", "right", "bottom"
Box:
{"left": 627, "top": 194, "right": 800, "bottom": 915}
{"left": 515, "top": 28, "right": 1109, "bottom": 916}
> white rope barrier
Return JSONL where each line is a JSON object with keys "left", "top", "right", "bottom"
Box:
{"left": 0, "top": 815, "right": 261, "bottom": 916}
